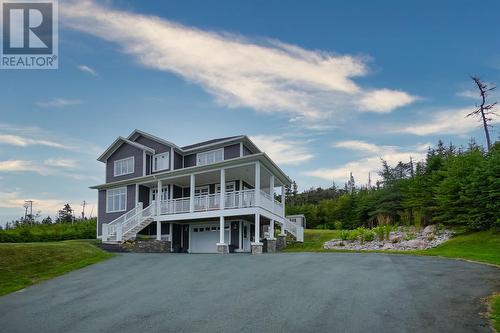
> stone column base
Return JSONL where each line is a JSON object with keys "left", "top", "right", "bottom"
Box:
{"left": 217, "top": 243, "right": 229, "bottom": 254}
{"left": 251, "top": 242, "right": 263, "bottom": 255}
{"left": 277, "top": 235, "right": 287, "bottom": 251}
{"left": 265, "top": 238, "right": 277, "bottom": 253}
{"left": 120, "top": 240, "right": 171, "bottom": 253}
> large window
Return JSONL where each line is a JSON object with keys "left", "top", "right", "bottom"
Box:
{"left": 106, "top": 187, "right": 127, "bottom": 213}
{"left": 114, "top": 157, "right": 134, "bottom": 177}
{"left": 152, "top": 187, "right": 169, "bottom": 201}
{"left": 194, "top": 185, "right": 209, "bottom": 196}
{"left": 153, "top": 152, "right": 169, "bottom": 172}
{"left": 216, "top": 181, "right": 236, "bottom": 193}
{"left": 196, "top": 149, "right": 223, "bottom": 166}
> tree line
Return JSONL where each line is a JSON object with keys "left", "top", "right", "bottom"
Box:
{"left": 285, "top": 140, "right": 500, "bottom": 231}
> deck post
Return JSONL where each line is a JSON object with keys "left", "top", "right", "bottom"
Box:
{"left": 269, "top": 174, "right": 274, "bottom": 196}
{"left": 255, "top": 162, "right": 260, "bottom": 207}
{"left": 216, "top": 216, "right": 228, "bottom": 254}
{"left": 102, "top": 223, "right": 108, "bottom": 242}
{"left": 189, "top": 174, "right": 195, "bottom": 213}
{"left": 251, "top": 213, "right": 263, "bottom": 254}
{"left": 220, "top": 168, "right": 225, "bottom": 210}
{"left": 281, "top": 185, "right": 285, "bottom": 217}
{"left": 157, "top": 180, "right": 162, "bottom": 240}
{"left": 269, "top": 219, "right": 275, "bottom": 240}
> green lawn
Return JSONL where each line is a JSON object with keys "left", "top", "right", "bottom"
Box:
{"left": 491, "top": 294, "right": 500, "bottom": 333}
{"left": 0, "top": 240, "right": 113, "bottom": 296}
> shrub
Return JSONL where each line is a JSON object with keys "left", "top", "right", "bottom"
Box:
{"left": 334, "top": 221, "right": 343, "bottom": 230}
{"left": 404, "top": 232, "right": 416, "bottom": 241}
{"left": 364, "top": 230, "right": 375, "bottom": 242}
{"left": 373, "top": 226, "right": 385, "bottom": 241}
{"left": 356, "top": 227, "right": 367, "bottom": 244}
{"left": 339, "top": 230, "right": 350, "bottom": 241}
{"left": 0, "top": 219, "right": 96, "bottom": 243}
{"left": 347, "top": 230, "right": 359, "bottom": 241}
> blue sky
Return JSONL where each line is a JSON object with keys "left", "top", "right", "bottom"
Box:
{"left": 1, "top": 0, "right": 499, "bottom": 223}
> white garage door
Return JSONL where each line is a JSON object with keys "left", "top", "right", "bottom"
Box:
{"left": 190, "top": 224, "right": 229, "bottom": 253}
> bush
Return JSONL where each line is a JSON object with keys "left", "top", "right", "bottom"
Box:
{"left": 0, "top": 219, "right": 96, "bottom": 243}
{"left": 339, "top": 230, "right": 350, "bottom": 241}
{"left": 364, "top": 230, "right": 375, "bottom": 242}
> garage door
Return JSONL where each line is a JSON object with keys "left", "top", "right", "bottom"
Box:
{"left": 190, "top": 224, "right": 229, "bottom": 253}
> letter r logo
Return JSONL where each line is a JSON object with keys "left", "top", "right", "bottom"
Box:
{"left": 2, "top": 1, "right": 53, "bottom": 54}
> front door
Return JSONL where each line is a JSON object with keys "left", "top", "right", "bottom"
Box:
{"left": 181, "top": 225, "right": 189, "bottom": 253}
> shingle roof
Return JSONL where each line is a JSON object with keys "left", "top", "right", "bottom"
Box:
{"left": 181, "top": 136, "right": 243, "bottom": 150}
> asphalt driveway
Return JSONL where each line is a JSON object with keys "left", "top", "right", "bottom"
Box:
{"left": 0, "top": 253, "right": 499, "bottom": 333}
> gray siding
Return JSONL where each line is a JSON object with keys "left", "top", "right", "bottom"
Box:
{"left": 134, "top": 135, "right": 170, "bottom": 154}
{"left": 106, "top": 144, "right": 143, "bottom": 183}
{"left": 184, "top": 154, "right": 196, "bottom": 168}
{"left": 243, "top": 144, "right": 252, "bottom": 156}
{"left": 97, "top": 185, "right": 136, "bottom": 235}
{"left": 224, "top": 143, "right": 240, "bottom": 160}
{"left": 174, "top": 152, "right": 183, "bottom": 169}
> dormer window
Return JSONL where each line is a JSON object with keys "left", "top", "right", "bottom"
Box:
{"left": 153, "top": 152, "right": 169, "bottom": 172}
{"left": 114, "top": 157, "right": 134, "bottom": 177}
{"left": 197, "top": 148, "right": 223, "bottom": 166}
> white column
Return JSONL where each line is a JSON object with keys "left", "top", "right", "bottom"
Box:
{"left": 269, "top": 219, "right": 275, "bottom": 239}
{"left": 156, "top": 179, "right": 162, "bottom": 240}
{"left": 218, "top": 215, "right": 225, "bottom": 244}
{"left": 220, "top": 168, "right": 225, "bottom": 210}
{"left": 169, "top": 222, "right": 173, "bottom": 242}
{"left": 117, "top": 224, "right": 122, "bottom": 242}
{"left": 189, "top": 174, "right": 195, "bottom": 212}
{"left": 281, "top": 185, "right": 285, "bottom": 217}
{"left": 135, "top": 184, "right": 139, "bottom": 206}
{"left": 102, "top": 223, "right": 108, "bottom": 242}
{"left": 254, "top": 213, "right": 261, "bottom": 243}
{"left": 255, "top": 162, "right": 261, "bottom": 206}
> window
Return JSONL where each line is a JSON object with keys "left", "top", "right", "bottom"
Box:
{"left": 106, "top": 188, "right": 127, "bottom": 213}
{"left": 216, "top": 181, "right": 236, "bottom": 193}
{"left": 152, "top": 187, "right": 169, "bottom": 201}
{"left": 194, "top": 185, "right": 209, "bottom": 196}
{"left": 196, "top": 149, "right": 223, "bottom": 166}
{"left": 114, "top": 157, "right": 134, "bottom": 177}
{"left": 153, "top": 152, "right": 169, "bottom": 172}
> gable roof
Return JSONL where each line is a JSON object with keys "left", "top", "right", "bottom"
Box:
{"left": 97, "top": 137, "right": 155, "bottom": 162}
{"left": 127, "top": 129, "right": 181, "bottom": 150}
{"left": 181, "top": 136, "right": 243, "bottom": 150}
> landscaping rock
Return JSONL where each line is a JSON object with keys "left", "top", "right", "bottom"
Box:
{"left": 423, "top": 225, "right": 436, "bottom": 234}
{"left": 323, "top": 227, "right": 453, "bottom": 251}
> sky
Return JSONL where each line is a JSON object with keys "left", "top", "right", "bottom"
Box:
{"left": 1, "top": 0, "right": 499, "bottom": 223}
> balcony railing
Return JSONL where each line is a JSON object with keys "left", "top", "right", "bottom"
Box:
{"left": 155, "top": 189, "right": 281, "bottom": 216}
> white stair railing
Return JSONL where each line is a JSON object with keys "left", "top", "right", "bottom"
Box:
{"left": 281, "top": 217, "right": 304, "bottom": 242}
{"left": 102, "top": 201, "right": 155, "bottom": 242}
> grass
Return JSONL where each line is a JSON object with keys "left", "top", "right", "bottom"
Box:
{"left": 285, "top": 228, "right": 500, "bottom": 266}
{"left": 490, "top": 293, "right": 500, "bottom": 333}
{"left": 0, "top": 240, "right": 113, "bottom": 296}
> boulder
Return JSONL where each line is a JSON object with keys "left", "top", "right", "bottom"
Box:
{"left": 423, "top": 225, "right": 436, "bottom": 234}
{"left": 405, "top": 239, "right": 427, "bottom": 250}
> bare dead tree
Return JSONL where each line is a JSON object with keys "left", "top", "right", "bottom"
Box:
{"left": 468, "top": 76, "right": 498, "bottom": 151}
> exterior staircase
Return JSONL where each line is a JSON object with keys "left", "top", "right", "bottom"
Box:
{"left": 102, "top": 201, "right": 156, "bottom": 244}
{"left": 282, "top": 217, "right": 304, "bottom": 242}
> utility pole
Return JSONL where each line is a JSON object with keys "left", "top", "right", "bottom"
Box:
{"left": 23, "top": 200, "right": 33, "bottom": 224}
{"left": 81, "top": 200, "right": 87, "bottom": 220}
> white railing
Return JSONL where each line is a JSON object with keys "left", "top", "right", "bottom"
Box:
{"left": 225, "top": 189, "right": 255, "bottom": 209}
{"left": 160, "top": 197, "right": 190, "bottom": 214}
{"left": 274, "top": 200, "right": 283, "bottom": 216}
{"left": 282, "top": 217, "right": 304, "bottom": 242}
{"left": 121, "top": 202, "right": 155, "bottom": 236}
{"left": 105, "top": 202, "right": 144, "bottom": 238}
{"left": 194, "top": 193, "right": 220, "bottom": 211}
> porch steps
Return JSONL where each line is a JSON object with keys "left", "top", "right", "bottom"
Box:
{"left": 122, "top": 217, "right": 155, "bottom": 241}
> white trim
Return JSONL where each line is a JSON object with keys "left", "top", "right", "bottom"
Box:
{"left": 194, "top": 185, "right": 209, "bottom": 196}
{"left": 152, "top": 152, "right": 170, "bottom": 172}
{"left": 239, "top": 142, "right": 243, "bottom": 157}
{"left": 196, "top": 148, "right": 224, "bottom": 166}
{"left": 98, "top": 136, "right": 155, "bottom": 162}
{"left": 170, "top": 147, "right": 174, "bottom": 170}
{"left": 135, "top": 184, "right": 139, "bottom": 205}
{"left": 105, "top": 187, "right": 127, "bottom": 213}
{"left": 114, "top": 156, "right": 135, "bottom": 177}
{"left": 142, "top": 151, "right": 146, "bottom": 176}
{"left": 215, "top": 181, "right": 236, "bottom": 193}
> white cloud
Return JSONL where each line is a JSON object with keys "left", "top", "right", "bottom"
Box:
{"left": 358, "top": 89, "right": 417, "bottom": 113}
{"left": 304, "top": 141, "right": 428, "bottom": 184}
{"left": 0, "top": 134, "right": 69, "bottom": 149}
{"left": 250, "top": 135, "right": 314, "bottom": 165}
{"left": 0, "top": 160, "right": 43, "bottom": 174}
{"left": 36, "top": 98, "right": 83, "bottom": 108}
{"left": 60, "top": 1, "right": 416, "bottom": 125}
{"left": 396, "top": 107, "right": 500, "bottom": 136}
{"left": 77, "top": 64, "right": 98, "bottom": 76}
{"left": 44, "top": 158, "right": 78, "bottom": 168}
{"left": 456, "top": 89, "right": 478, "bottom": 99}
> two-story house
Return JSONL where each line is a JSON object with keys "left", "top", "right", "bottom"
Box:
{"left": 91, "top": 130, "right": 304, "bottom": 254}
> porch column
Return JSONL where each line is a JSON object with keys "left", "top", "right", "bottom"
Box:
{"left": 169, "top": 222, "right": 173, "bottom": 250}
{"left": 269, "top": 219, "right": 275, "bottom": 239}
{"left": 217, "top": 216, "right": 228, "bottom": 254}
{"left": 255, "top": 213, "right": 261, "bottom": 243}
{"left": 189, "top": 174, "right": 195, "bottom": 212}
{"left": 281, "top": 185, "right": 285, "bottom": 216}
{"left": 251, "top": 213, "right": 263, "bottom": 254}
{"left": 156, "top": 179, "right": 162, "bottom": 240}
{"left": 220, "top": 168, "right": 225, "bottom": 210}
{"left": 255, "top": 162, "right": 261, "bottom": 206}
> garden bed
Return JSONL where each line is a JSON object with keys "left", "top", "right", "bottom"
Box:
{"left": 324, "top": 225, "right": 453, "bottom": 251}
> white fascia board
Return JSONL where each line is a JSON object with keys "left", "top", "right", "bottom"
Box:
{"left": 97, "top": 137, "right": 155, "bottom": 162}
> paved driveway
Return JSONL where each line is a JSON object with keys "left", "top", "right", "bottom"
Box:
{"left": 1, "top": 253, "right": 499, "bottom": 333}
